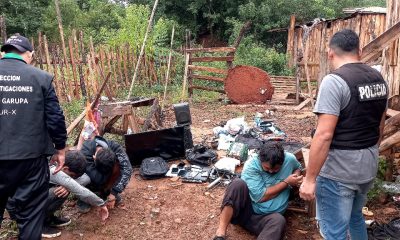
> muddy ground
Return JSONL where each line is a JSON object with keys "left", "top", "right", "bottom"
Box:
{"left": 2, "top": 101, "right": 399, "bottom": 240}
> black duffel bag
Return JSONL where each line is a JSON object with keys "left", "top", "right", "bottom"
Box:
{"left": 139, "top": 157, "right": 169, "bottom": 180}
{"left": 186, "top": 144, "right": 217, "bottom": 166}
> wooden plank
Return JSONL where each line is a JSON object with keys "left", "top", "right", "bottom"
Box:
{"left": 186, "top": 47, "right": 236, "bottom": 53}
{"left": 77, "top": 31, "right": 87, "bottom": 99}
{"left": 161, "top": 25, "right": 175, "bottom": 110}
{"left": 54, "top": 0, "right": 71, "bottom": 98}
{"left": 43, "top": 35, "right": 51, "bottom": 73}
{"left": 384, "top": 110, "right": 400, "bottom": 138}
{"left": 361, "top": 20, "right": 400, "bottom": 63}
{"left": 188, "top": 65, "right": 228, "bottom": 74}
{"left": 143, "top": 98, "right": 159, "bottom": 131}
{"left": 123, "top": 45, "right": 129, "bottom": 87}
{"left": 189, "top": 85, "right": 225, "bottom": 94}
{"left": 380, "top": 131, "right": 400, "bottom": 153}
{"left": 270, "top": 76, "right": 296, "bottom": 80}
{"left": 181, "top": 53, "right": 190, "bottom": 101}
{"left": 68, "top": 37, "right": 79, "bottom": 99}
{"left": 37, "top": 32, "right": 44, "bottom": 70}
{"left": 102, "top": 115, "right": 121, "bottom": 135}
{"left": 227, "top": 21, "right": 251, "bottom": 69}
{"left": 297, "top": 62, "right": 320, "bottom": 66}
{"left": 127, "top": 113, "right": 140, "bottom": 133}
{"left": 191, "top": 74, "right": 225, "bottom": 82}
{"left": 109, "top": 48, "right": 118, "bottom": 89}
{"left": 67, "top": 72, "right": 112, "bottom": 135}
{"left": 190, "top": 56, "right": 234, "bottom": 62}
{"left": 89, "top": 37, "right": 98, "bottom": 95}
{"left": 116, "top": 46, "right": 124, "bottom": 86}
{"left": 287, "top": 15, "right": 296, "bottom": 68}
{"left": 0, "top": 15, "right": 6, "bottom": 44}
{"left": 303, "top": 40, "right": 314, "bottom": 108}
{"left": 387, "top": 108, "right": 400, "bottom": 118}
{"left": 294, "top": 98, "right": 312, "bottom": 111}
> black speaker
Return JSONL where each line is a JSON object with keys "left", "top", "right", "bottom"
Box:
{"left": 173, "top": 102, "right": 192, "bottom": 126}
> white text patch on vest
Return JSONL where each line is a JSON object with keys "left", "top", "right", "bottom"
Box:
{"left": 358, "top": 83, "right": 388, "bottom": 101}
{"left": 0, "top": 75, "right": 21, "bottom": 81}
{"left": 1, "top": 98, "right": 29, "bottom": 104}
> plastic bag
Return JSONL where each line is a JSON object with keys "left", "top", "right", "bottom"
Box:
{"left": 82, "top": 120, "right": 97, "bottom": 140}
{"left": 224, "top": 117, "right": 248, "bottom": 136}
{"left": 214, "top": 157, "right": 241, "bottom": 174}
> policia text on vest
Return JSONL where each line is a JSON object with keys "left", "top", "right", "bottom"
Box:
{"left": 358, "top": 83, "right": 387, "bottom": 101}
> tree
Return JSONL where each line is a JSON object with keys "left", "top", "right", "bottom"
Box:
{"left": 0, "top": 0, "right": 51, "bottom": 37}
{"left": 128, "top": 0, "right": 386, "bottom": 47}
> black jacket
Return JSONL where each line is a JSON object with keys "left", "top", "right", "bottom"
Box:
{"left": 81, "top": 136, "right": 133, "bottom": 195}
{"left": 0, "top": 57, "right": 66, "bottom": 160}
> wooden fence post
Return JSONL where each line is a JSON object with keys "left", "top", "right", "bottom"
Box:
{"left": 68, "top": 36, "right": 79, "bottom": 99}
{"left": 76, "top": 31, "right": 87, "bottom": 99}
{"left": 0, "top": 15, "right": 7, "bottom": 44}
{"left": 37, "top": 32, "right": 44, "bottom": 70}
{"left": 162, "top": 25, "right": 175, "bottom": 109}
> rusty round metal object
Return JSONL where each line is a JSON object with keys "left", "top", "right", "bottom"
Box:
{"left": 224, "top": 65, "right": 274, "bottom": 104}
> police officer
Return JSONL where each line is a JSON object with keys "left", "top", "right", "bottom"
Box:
{"left": 0, "top": 35, "right": 67, "bottom": 239}
{"left": 300, "top": 29, "right": 388, "bottom": 240}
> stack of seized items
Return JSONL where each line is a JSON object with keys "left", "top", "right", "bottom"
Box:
{"left": 132, "top": 105, "right": 305, "bottom": 193}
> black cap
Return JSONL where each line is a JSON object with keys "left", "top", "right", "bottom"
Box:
{"left": 1, "top": 35, "right": 33, "bottom": 53}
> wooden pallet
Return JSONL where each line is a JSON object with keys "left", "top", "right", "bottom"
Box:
{"left": 270, "top": 76, "right": 297, "bottom": 94}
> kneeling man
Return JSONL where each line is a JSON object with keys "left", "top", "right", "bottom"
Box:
{"left": 214, "top": 142, "right": 303, "bottom": 240}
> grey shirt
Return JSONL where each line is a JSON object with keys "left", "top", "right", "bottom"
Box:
{"left": 314, "top": 74, "right": 381, "bottom": 184}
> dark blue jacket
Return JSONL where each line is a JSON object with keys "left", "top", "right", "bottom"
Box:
{"left": 81, "top": 136, "right": 133, "bottom": 195}
{"left": 0, "top": 57, "right": 67, "bottom": 160}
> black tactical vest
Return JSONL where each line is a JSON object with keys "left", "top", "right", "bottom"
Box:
{"left": 330, "top": 63, "right": 388, "bottom": 150}
{"left": 0, "top": 58, "right": 54, "bottom": 159}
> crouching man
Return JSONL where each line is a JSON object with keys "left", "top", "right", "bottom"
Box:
{"left": 7, "top": 150, "right": 109, "bottom": 238}
{"left": 213, "top": 143, "right": 303, "bottom": 240}
{"left": 77, "top": 136, "right": 133, "bottom": 212}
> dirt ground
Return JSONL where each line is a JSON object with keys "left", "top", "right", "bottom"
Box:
{"left": 56, "top": 102, "right": 320, "bottom": 240}
{"left": 2, "top": 101, "right": 399, "bottom": 240}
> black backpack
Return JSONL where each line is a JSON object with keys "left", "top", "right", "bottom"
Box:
{"left": 368, "top": 218, "right": 400, "bottom": 240}
{"left": 139, "top": 157, "right": 169, "bottom": 180}
{"left": 186, "top": 145, "right": 217, "bottom": 166}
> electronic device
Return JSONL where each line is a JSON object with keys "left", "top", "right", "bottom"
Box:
{"left": 173, "top": 102, "right": 192, "bottom": 126}
{"left": 125, "top": 126, "right": 186, "bottom": 166}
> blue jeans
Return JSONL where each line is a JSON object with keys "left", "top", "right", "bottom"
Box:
{"left": 316, "top": 176, "right": 373, "bottom": 240}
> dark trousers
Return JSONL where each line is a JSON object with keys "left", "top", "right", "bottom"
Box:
{"left": 44, "top": 187, "right": 68, "bottom": 225}
{"left": 221, "top": 178, "right": 286, "bottom": 240}
{"left": 0, "top": 156, "right": 49, "bottom": 240}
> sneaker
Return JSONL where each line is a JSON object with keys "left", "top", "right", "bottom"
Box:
{"left": 49, "top": 216, "right": 71, "bottom": 228}
{"left": 42, "top": 226, "right": 61, "bottom": 238}
{"left": 77, "top": 200, "right": 91, "bottom": 213}
{"left": 213, "top": 237, "right": 226, "bottom": 240}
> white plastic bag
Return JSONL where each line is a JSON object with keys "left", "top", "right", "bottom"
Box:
{"left": 214, "top": 157, "right": 241, "bottom": 174}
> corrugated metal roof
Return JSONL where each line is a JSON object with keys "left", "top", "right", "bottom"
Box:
{"left": 343, "top": 7, "right": 387, "bottom": 14}
{"left": 268, "top": 8, "right": 386, "bottom": 32}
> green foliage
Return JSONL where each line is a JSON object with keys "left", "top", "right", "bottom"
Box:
{"left": 367, "top": 178, "right": 384, "bottom": 202}
{"left": 234, "top": 37, "right": 293, "bottom": 76}
{"left": 40, "top": 0, "right": 124, "bottom": 44}
{"left": 127, "top": 0, "right": 386, "bottom": 48}
{"left": 377, "top": 156, "right": 388, "bottom": 180}
{"left": 367, "top": 157, "right": 387, "bottom": 202}
{"left": 108, "top": 4, "right": 182, "bottom": 55}
{"left": 0, "top": 0, "right": 52, "bottom": 37}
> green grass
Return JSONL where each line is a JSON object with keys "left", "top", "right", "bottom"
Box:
{"left": 367, "top": 157, "right": 387, "bottom": 202}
